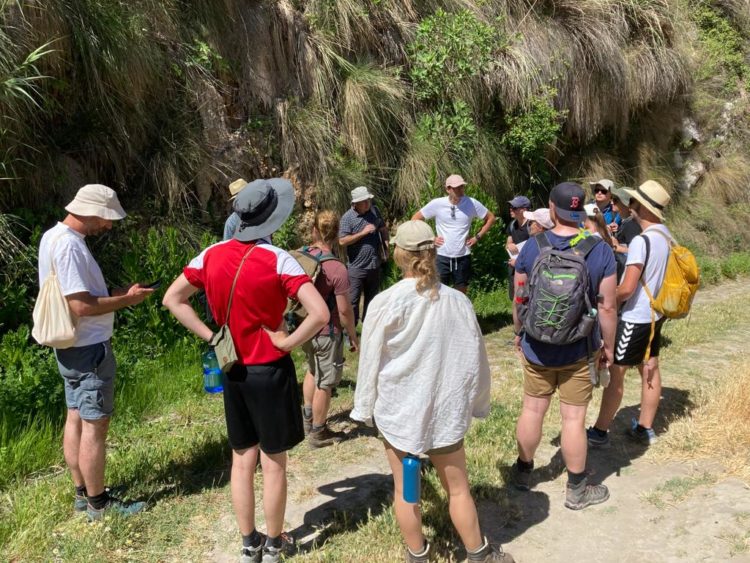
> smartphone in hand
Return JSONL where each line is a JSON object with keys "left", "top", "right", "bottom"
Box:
{"left": 144, "top": 280, "right": 162, "bottom": 290}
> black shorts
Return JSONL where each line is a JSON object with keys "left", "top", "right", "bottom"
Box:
{"left": 222, "top": 354, "right": 304, "bottom": 453}
{"left": 614, "top": 317, "right": 666, "bottom": 366}
{"left": 437, "top": 255, "right": 472, "bottom": 288}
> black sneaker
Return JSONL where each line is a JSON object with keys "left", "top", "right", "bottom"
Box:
{"left": 626, "top": 418, "right": 657, "bottom": 446}
{"left": 510, "top": 463, "right": 532, "bottom": 491}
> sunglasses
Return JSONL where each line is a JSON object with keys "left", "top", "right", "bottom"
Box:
{"left": 451, "top": 205, "right": 456, "bottom": 219}
{"left": 593, "top": 188, "right": 609, "bottom": 195}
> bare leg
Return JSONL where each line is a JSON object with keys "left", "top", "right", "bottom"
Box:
{"left": 430, "top": 447, "right": 483, "bottom": 552}
{"left": 311, "top": 388, "right": 332, "bottom": 427}
{"left": 594, "top": 365, "right": 628, "bottom": 431}
{"left": 231, "top": 446, "right": 260, "bottom": 535}
{"left": 260, "top": 450, "right": 287, "bottom": 538}
{"left": 516, "top": 394, "right": 552, "bottom": 462}
{"left": 637, "top": 357, "right": 661, "bottom": 428}
{"left": 303, "top": 371, "right": 315, "bottom": 411}
{"left": 63, "top": 409, "right": 84, "bottom": 487}
{"left": 559, "top": 402, "right": 588, "bottom": 473}
{"left": 79, "top": 417, "right": 109, "bottom": 496}
{"left": 384, "top": 444, "right": 425, "bottom": 553}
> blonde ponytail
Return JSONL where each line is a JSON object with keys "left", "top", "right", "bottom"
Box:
{"left": 313, "top": 210, "right": 342, "bottom": 258}
{"left": 393, "top": 246, "right": 440, "bottom": 299}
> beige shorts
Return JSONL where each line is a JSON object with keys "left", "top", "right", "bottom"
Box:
{"left": 522, "top": 353, "right": 598, "bottom": 406}
{"left": 303, "top": 333, "right": 344, "bottom": 390}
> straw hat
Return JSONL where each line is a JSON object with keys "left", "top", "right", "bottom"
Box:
{"left": 624, "top": 180, "right": 670, "bottom": 221}
{"left": 228, "top": 178, "right": 248, "bottom": 200}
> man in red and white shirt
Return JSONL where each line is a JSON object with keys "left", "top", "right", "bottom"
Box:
{"left": 164, "top": 178, "right": 329, "bottom": 563}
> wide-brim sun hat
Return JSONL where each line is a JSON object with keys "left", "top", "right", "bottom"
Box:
{"left": 228, "top": 178, "right": 248, "bottom": 200}
{"left": 624, "top": 180, "right": 670, "bottom": 221}
{"left": 65, "top": 184, "right": 127, "bottom": 220}
{"left": 392, "top": 220, "right": 435, "bottom": 251}
{"left": 233, "top": 178, "right": 295, "bottom": 242}
{"left": 612, "top": 187, "right": 632, "bottom": 206}
{"left": 351, "top": 186, "right": 375, "bottom": 203}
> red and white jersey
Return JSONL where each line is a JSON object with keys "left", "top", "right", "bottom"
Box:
{"left": 184, "top": 239, "right": 310, "bottom": 365}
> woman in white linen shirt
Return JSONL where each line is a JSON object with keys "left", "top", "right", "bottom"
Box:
{"left": 351, "top": 221, "right": 514, "bottom": 563}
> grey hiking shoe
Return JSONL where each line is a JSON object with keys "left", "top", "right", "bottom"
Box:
{"left": 510, "top": 463, "right": 532, "bottom": 491}
{"left": 87, "top": 497, "right": 147, "bottom": 521}
{"left": 467, "top": 538, "right": 515, "bottom": 562}
{"left": 307, "top": 425, "right": 343, "bottom": 449}
{"left": 240, "top": 544, "right": 263, "bottom": 563}
{"left": 260, "top": 533, "right": 294, "bottom": 563}
{"left": 74, "top": 494, "right": 88, "bottom": 512}
{"left": 405, "top": 541, "right": 432, "bottom": 563}
{"left": 586, "top": 426, "right": 611, "bottom": 449}
{"left": 564, "top": 477, "right": 609, "bottom": 510}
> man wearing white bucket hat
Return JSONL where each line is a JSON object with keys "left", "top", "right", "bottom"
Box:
{"left": 36, "top": 184, "right": 155, "bottom": 520}
{"left": 338, "top": 186, "right": 389, "bottom": 325}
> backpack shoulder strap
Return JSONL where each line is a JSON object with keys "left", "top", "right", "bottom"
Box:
{"left": 571, "top": 235, "right": 600, "bottom": 258}
{"left": 535, "top": 231, "right": 552, "bottom": 250}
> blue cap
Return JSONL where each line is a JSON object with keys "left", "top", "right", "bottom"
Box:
{"left": 550, "top": 182, "right": 586, "bottom": 223}
{"left": 508, "top": 195, "right": 531, "bottom": 209}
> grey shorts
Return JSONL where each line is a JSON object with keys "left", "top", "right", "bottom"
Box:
{"left": 303, "top": 333, "right": 344, "bottom": 390}
{"left": 55, "top": 341, "right": 116, "bottom": 420}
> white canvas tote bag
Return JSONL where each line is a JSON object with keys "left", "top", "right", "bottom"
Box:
{"left": 32, "top": 236, "right": 77, "bottom": 348}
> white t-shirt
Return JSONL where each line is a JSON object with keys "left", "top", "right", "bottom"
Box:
{"left": 620, "top": 223, "right": 672, "bottom": 324}
{"left": 419, "top": 196, "right": 488, "bottom": 258}
{"left": 38, "top": 222, "right": 114, "bottom": 347}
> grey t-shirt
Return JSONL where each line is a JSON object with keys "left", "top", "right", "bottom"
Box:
{"left": 339, "top": 205, "right": 386, "bottom": 270}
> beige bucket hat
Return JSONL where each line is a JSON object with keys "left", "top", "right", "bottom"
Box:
{"left": 65, "top": 184, "right": 126, "bottom": 220}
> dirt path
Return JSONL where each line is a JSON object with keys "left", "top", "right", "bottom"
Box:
{"left": 208, "top": 279, "right": 750, "bottom": 562}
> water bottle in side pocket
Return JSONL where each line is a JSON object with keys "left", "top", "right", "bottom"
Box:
{"left": 202, "top": 349, "right": 223, "bottom": 393}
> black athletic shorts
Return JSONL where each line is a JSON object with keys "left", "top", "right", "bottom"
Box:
{"left": 614, "top": 317, "right": 666, "bottom": 366}
{"left": 437, "top": 255, "right": 472, "bottom": 289}
{"left": 222, "top": 354, "right": 304, "bottom": 454}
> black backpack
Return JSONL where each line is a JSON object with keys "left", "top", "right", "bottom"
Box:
{"left": 520, "top": 232, "right": 601, "bottom": 345}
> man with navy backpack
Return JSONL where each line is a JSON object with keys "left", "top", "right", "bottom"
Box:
{"left": 511, "top": 182, "right": 618, "bottom": 510}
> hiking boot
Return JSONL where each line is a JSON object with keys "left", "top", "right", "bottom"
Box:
{"left": 626, "top": 418, "right": 657, "bottom": 446}
{"left": 240, "top": 544, "right": 263, "bottom": 563}
{"left": 74, "top": 494, "right": 88, "bottom": 512}
{"left": 86, "top": 497, "right": 147, "bottom": 521}
{"left": 302, "top": 410, "right": 312, "bottom": 435}
{"left": 307, "top": 425, "right": 343, "bottom": 449}
{"left": 564, "top": 477, "right": 610, "bottom": 510}
{"left": 586, "top": 426, "right": 611, "bottom": 449}
{"left": 467, "top": 538, "right": 515, "bottom": 563}
{"left": 510, "top": 463, "right": 532, "bottom": 491}
{"left": 405, "top": 541, "right": 432, "bottom": 563}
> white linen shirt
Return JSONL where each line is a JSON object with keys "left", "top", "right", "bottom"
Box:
{"left": 351, "top": 278, "right": 492, "bottom": 454}
{"left": 37, "top": 222, "right": 114, "bottom": 347}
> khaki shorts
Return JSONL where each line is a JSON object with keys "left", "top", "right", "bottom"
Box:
{"left": 522, "top": 353, "right": 598, "bottom": 406}
{"left": 303, "top": 333, "right": 344, "bottom": 390}
{"left": 383, "top": 437, "right": 464, "bottom": 456}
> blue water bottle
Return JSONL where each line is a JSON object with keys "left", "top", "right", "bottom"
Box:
{"left": 202, "top": 349, "right": 223, "bottom": 393}
{"left": 402, "top": 454, "right": 421, "bottom": 503}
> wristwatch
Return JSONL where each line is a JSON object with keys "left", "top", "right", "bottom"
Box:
{"left": 475, "top": 232, "right": 482, "bottom": 241}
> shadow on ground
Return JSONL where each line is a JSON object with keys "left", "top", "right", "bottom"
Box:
{"left": 290, "top": 473, "right": 392, "bottom": 553}
{"left": 476, "top": 311, "right": 513, "bottom": 335}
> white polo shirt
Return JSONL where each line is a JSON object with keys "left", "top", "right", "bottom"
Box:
{"left": 38, "top": 222, "right": 114, "bottom": 347}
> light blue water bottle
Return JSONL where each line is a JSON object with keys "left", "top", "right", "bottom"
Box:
{"left": 402, "top": 454, "right": 421, "bottom": 503}
{"left": 202, "top": 349, "right": 223, "bottom": 393}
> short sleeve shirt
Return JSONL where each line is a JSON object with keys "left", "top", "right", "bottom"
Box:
{"left": 37, "top": 222, "right": 114, "bottom": 347}
{"left": 339, "top": 205, "right": 386, "bottom": 270}
{"left": 184, "top": 239, "right": 310, "bottom": 365}
{"left": 507, "top": 218, "right": 531, "bottom": 245}
{"left": 515, "top": 232, "right": 617, "bottom": 366}
{"left": 620, "top": 224, "right": 672, "bottom": 324}
{"left": 305, "top": 247, "right": 350, "bottom": 336}
{"left": 419, "top": 197, "right": 488, "bottom": 258}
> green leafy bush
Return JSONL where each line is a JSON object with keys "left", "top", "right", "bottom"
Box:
{"left": 692, "top": 3, "right": 749, "bottom": 92}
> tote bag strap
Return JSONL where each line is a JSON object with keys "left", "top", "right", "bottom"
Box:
{"left": 225, "top": 244, "right": 257, "bottom": 327}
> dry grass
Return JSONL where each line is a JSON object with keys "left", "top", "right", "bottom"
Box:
{"left": 662, "top": 360, "right": 750, "bottom": 480}
{"left": 699, "top": 151, "right": 750, "bottom": 204}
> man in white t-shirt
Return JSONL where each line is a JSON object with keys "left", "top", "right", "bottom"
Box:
{"left": 587, "top": 180, "right": 673, "bottom": 448}
{"left": 37, "top": 184, "right": 154, "bottom": 520}
{"left": 411, "top": 174, "right": 496, "bottom": 293}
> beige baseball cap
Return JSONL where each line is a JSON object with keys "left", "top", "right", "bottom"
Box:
{"left": 392, "top": 220, "right": 435, "bottom": 251}
{"left": 65, "top": 184, "right": 126, "bottom": 220}
{"left": 445, "top": 174, "right": 467, "bottom": 188}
